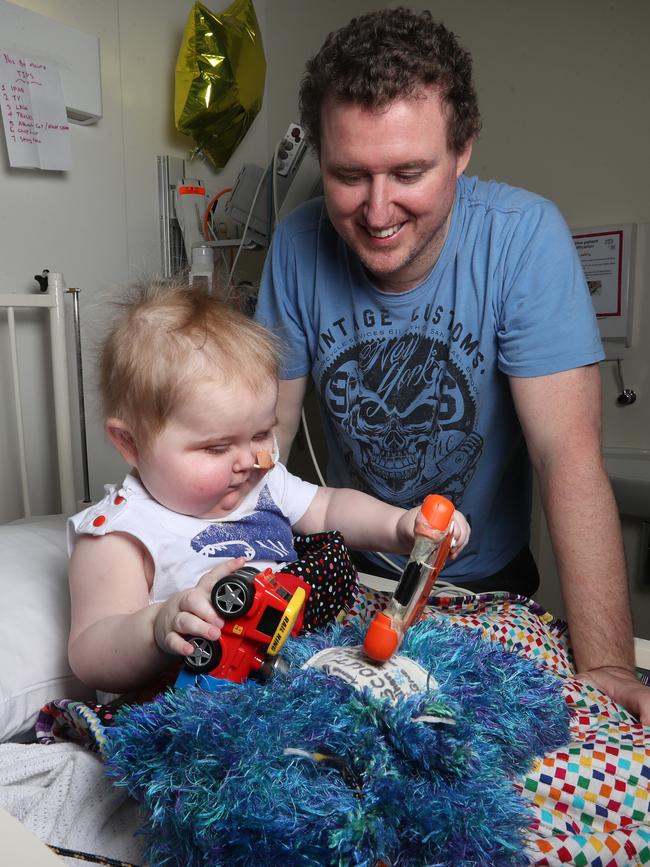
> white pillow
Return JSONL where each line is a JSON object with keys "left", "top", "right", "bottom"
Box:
{"left": 0, "top": 515, "right": 94, "bottom": 742}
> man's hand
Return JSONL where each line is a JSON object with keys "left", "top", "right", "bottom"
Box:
{"left": 578, "top": 665, "right": 650, "bottom": 725}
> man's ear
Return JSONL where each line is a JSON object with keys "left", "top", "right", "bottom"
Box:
{"left": 455, "top": 139, "right": 474, "bottom": 178}
{"left": 105, "top": 418, "right": 138, "bottom": 465}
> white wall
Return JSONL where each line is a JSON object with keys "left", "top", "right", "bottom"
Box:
{"left": 2, "top": 1, "right": 649, "bottom": 638}
{"left": 0, "top": 0, "right": 272, "bottom": 519}
{"left": 0, "top": 0, "right": 127, "bottom": 519}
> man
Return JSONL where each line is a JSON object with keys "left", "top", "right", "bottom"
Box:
{"left": 256, "top": 7, "right": 649, "bottom": 722}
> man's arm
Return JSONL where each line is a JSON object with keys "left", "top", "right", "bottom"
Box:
{"left": 276, "top": 376, "right": 308, "bottom": 464}
{"left": 510, "top": 364, "right": 650, "bottom": 723}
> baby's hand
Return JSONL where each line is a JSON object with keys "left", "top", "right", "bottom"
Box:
{"left": 447, "top": 510, "right": 470, "bottom": 559}
{"left": 410, "top": 506, "right": 471, "bottom": 560}
{"left": 153, "top": 557, "right": 247, "bottom": 657}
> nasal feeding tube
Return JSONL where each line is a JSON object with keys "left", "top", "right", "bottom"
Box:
{"left": 363, "top": 494, "right": 455, "bottom": 663}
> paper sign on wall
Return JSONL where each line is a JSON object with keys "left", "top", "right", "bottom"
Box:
{"left": 572, "top": 224, "right": 635, "bottom": 344}
{"left": 0, "top": 49, "right": 72, "bottom": 170}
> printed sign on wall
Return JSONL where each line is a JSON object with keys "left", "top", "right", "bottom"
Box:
{"left": 572, "top": 224, "right": 635, "bottom": 344}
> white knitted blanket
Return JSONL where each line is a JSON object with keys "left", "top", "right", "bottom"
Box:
{"left": 0, "top": 742, "right": 143, "bottom": 865}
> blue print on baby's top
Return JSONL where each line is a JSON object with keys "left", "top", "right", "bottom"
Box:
{"left": 189, "top": 485, "right": 298, "bottom": 562}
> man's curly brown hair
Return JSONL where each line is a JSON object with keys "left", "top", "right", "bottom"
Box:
{"left": 299, "top": 7, "right": 481, "bottom": 156}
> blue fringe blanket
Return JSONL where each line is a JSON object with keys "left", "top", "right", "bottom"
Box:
{"left": 102, "top": 617, "right": 570, "bottom": 866}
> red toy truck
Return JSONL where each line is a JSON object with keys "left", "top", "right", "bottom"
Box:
{"left": 179, "top": 566, "right": 310, "bottom": 687}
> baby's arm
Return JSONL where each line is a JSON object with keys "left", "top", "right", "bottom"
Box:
{"left": 293, "top": 488, "right": 470, "bottom": 557}
{"left": 68, "top": 531, "right": 244, "bottom": 693}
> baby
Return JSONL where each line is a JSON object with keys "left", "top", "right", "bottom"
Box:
{"left": 68, "top": 281, "right": 469, "bottom": 694}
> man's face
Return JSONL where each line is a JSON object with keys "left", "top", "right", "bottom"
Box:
{"left": 319, "top": 88, "right": 472, "bottom": 293}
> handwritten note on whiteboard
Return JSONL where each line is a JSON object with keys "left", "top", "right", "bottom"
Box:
{"left": 0, "top": 50, "right": 72, "bottom": 170}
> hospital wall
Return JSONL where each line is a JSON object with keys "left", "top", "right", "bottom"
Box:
{"left": 0, "top": 0, "right": 273, "bottom": 518}
{"left": 1, "top": 1, "right": 649, "bottom": 639}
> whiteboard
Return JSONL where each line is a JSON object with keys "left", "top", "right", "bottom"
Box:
{"left": 0, "top": 0, "right": 101, "bottom": 124}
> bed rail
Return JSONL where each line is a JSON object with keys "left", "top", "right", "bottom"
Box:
{"left": 0, "top": 275, "right": 76, "bottom": 517}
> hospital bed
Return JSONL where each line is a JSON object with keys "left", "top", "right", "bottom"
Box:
{"left": 0, "top": 280, "right": 648, "bottom": 866}
{"left": 0, "top": 280, "right": 142, "bottom": 864}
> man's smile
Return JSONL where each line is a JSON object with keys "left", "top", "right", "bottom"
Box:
{"left": 365, "top": 222, "right": 404, "bottom": 239}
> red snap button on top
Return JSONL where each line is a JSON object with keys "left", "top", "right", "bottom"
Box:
{"left": 114, "top": 495, "right": 125, "bottom": 505}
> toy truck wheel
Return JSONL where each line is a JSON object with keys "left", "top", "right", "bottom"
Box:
{"left": 184, "top": 637, "right": 222, "bottom": 674}
{"left": 211, "top": 571, "right": 255, "bottom": 618}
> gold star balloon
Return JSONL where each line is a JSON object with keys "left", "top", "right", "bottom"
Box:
{"left": 175, "top": 0, "right": 266, "bottom": 168}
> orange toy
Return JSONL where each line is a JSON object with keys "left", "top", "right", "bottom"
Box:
{"left": 363, "top": 495, "right": 455, "bottom": 663}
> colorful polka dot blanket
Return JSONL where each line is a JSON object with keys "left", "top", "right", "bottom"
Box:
{"left": 38, "top": 584, "right": 650, "bottom": 865}
{"left": 348, "top": 587, "right": 650, "bottom": 866}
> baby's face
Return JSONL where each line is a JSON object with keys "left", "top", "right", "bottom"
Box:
{"left": 135, "top": 377, "right": 278, "bottom": 519}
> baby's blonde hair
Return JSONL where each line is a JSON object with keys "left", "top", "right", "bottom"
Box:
{"left": 99, "top": 279, "right": 281, "bottom": 448}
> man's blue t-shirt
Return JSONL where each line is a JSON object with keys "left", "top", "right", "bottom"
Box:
{"left": 256, "top": 174, "right": 604, "bottom": 583}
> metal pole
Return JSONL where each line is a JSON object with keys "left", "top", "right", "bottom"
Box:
{"left": 66, "top": 288, "right": 91, "bottom": 503}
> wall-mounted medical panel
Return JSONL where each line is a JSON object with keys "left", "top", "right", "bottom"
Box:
{"left": 0, "top": 0, "right": 101, "bottom": 124}
{"left": 572, "top": 223, "right": 636, "bottom": 345}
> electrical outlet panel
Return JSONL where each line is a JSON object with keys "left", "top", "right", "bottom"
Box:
{"left": 276, "top": 123, "right": 306, "bottom": 177}
{"left": 226, "top": 122, "right": 308, "bottom": 246}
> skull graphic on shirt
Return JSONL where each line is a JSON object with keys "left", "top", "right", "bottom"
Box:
{"left": 321, "top": 333, "right": 483, "bottom": 507}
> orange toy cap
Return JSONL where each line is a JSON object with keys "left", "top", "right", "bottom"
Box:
{"left": 363, "top": 612, "right": 400, "bottom": 663}
{"left": 420, "top": 494, "right": 454, "bottom": 531}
